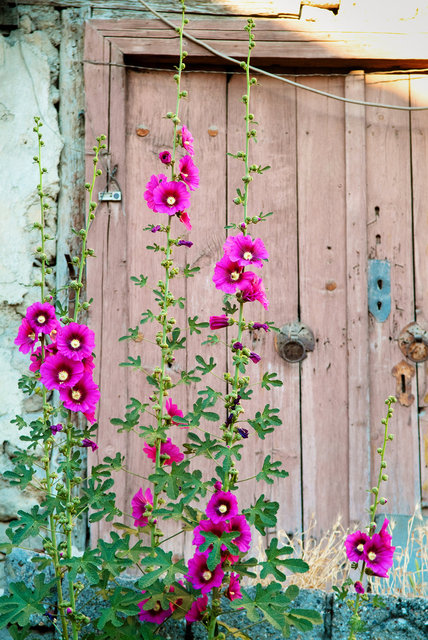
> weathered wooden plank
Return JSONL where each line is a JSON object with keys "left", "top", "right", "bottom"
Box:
{"left": 365, "top": 74, "right": 419, "bottom": 515}
{"left": 297, "top": 77, "right": 348, "bottom": 535}
{"left": 14, "top": 0, "right": 303, "bottom": 17}
{"left": 227, "top": 73, "right": 302, "bottom": 536}
{"left": 344, "top": 71, "right": 370, "bottom": 526}
{"left": 410, "top": 75, "right": 428, "bottom": 512}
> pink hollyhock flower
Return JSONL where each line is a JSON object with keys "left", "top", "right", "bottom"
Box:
{"left": 25, "top": 302, "right": 58, "bottom": 335}
{"left": 40, "top": 354, "right": 84, "bottom": 391}
{"left": 144, "top": 173, "right": 168, "bottom": 211}
{"left": 213, "top": 255, "right": 256, "bottom": 294}
{"left": 209, "top": 315, "right": 230, "bottom": 330}
{"left": 226, "top": 573, "right": 242, "bottom": 601}
{"left": 83, "top": 410, "right": 96, "bottom": 424}
{"left": 50, "top": 423, "right": 63, "bottom": 435}
{"left": 15, "top": 318, "right": 39, "bottom": 354}
{"left": 185, "top": 594, "right": 208, "bottom": 622}
{"left": 354, "top": 581, "right": 365, "bottom": 594}
{"left": 57, "top": 323, "right": 95, "bottom": 362}
{"left": 143, "top": 438, "right": 184, "bottom": 466}
{"left": 229, "top": 515, "right": 251, "bottom": 553}
{"left": 177, "top": 210, "right": 192, "bottom": 230}
{"left": 193, "top": 519, "right": 228, "bottom": 550}
{"left": 151, "top": 224, "right": 162, "bottom": 233}
{"left": 224, "top": 235, "right": 268, "bottom": 268}
{"left": 363, "top": 534, "right": 395, "bottom": 578}
{"left": 29, "top": 346, "right": 43, "bottom": 373}
{"left": 232, "top": 341, "right": 243, "bottom": 350}
{"left": 82, "top": 355, "right": 95, "bottom": 375}
{"left": 344, "top": 530, "right": 370, "bottom": 563}
{"left": 186, "top": 551, "right": 224, "bottom": 594}
{"left": 378, "top": 518, "right": 393, "bottom": 546}
{"left": 59, "top": 374, "right": 100, "bottom": 415}
{"left": 131, "top": 487, "right": 153, "bottom": 528}
{"left": 249, "top": 352, "right": 261, "bottom": 364}
{"left": 138, "top": 597, "right": 171, "bottom": 624}
{"left": 252, "top": 322, "right": 269, "bottom": 332}
{"left": 214, "top": 481, "right": 222, "bottom": 491}
{"left": 81, "top": 438, "right": 98, "bottom": 452}
{"left": 153, "top": 180, "right": 190, "bottom": 215}
{"left": 179, "top": 155, "right": 199, "bottom": 191}
{"left": 206, "top": 491, "right": 238, "bottom": 524}
{"left": 165, "top": 398, "right": 185, "bottom": 426}
{"left": 179, "top": 125, "right": 194, "bottom": 156}
{"left": 240, "top": 274, "right": 269, "bottom": 309}
{"left": 159, "top": 150, "right": 172, "bottom": 165}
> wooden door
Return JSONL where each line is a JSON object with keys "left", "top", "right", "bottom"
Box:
{"left": 86, "top": 64, "right": 428, "bottom": 551}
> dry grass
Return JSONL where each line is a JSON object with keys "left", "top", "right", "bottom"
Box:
{"left": 253, "top": 509, "right": 428, "bottom": 598}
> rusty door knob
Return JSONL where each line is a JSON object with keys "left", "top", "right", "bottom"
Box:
{"left": 274, "top": 322, "right": 315, "bottom": 363}
{"left": 398, "top": 322, "right": 428, "bottom": 363}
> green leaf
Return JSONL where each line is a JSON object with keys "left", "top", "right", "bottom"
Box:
{"left": 3, "top": 463, "right": 36, "bottom": 489}
{"left": 63, "top": 547, "right": 102, "bottom": 585}
{"left": 119, "top": 355, "right": 142, "bottom": 369}
{"left": 248, "top": 404, "right": 282, "bottom": 440}
{"left": 260, "top": 538, "right": 307, "bottom": 582}
{"left": 217, "top": 621, "right": 251, "bottom": 639}
{"left": 188, "top": 316, "right": 209, "bottom": 335}
{"left": 0, "top": 574, "right": 54, "bottom": 627}
{"left": 130, "top": 274, "right": 148, "bottom": 287}
{"left": 185, "top": 431, "right": 220, "bottom": 458}
{"left": 242, "top": 495, "right": 278, "bottom": 535}
{"left": 97, "top": 586, "right": 141, "bottom": 629}
{"left": 256, "top": 455, "right": 288, "bottom": 484}
{"left": 261, "top": 371, "right": 283, "bottom": 390}
{"left": 7, "top": 506, "right": 49, "bottom": 545}
{"left": 198, "top": 531, "right": 240, "bottom": 570}
{"left": 166, "top": 327, "right": 186, "bottom": 351}
{"left": 222, "top": 298, "right": 238, "bottom": 315}
{"left": 201, "top": 334, "right": 220, "bottom": 345}
{"left": 140, "top": 309, "right": 156, "bottom": 324}
{"left": 195, "top": 355, "right": 216, "bottom": 375}
{"left": 183, "top": 264, "right": 200, "bottom": 277}
{"left": 138, "top": 549, "right": 187, "bottom": 589}
{"left": 118, "top": 326, "right": 141, "bottom": 342}
{"left": 232, "top": 557, "right": 258, "bottom": 578}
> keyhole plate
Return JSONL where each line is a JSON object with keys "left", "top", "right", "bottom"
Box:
{"left": 368, "top": 259, "right": 391, "bottom": 322}
{"left": 391, "top": 359, "right": 415, "bottom": 407}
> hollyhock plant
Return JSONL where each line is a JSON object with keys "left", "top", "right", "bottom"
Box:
{"left": 252, "top": 322, "right": 269, "bottom": 332}
{"left": 185, "top": 595, "right": 208, "bottom": 622}
{"left": 206, "top": 491, "right": 239, "bottom": 524}
{"left": 159, "top": 150, "right": 172, "bottom": 165}
{"left": 177, "top": 210, "right": 192, "bottom": 230}
{"left": 213, "top": 255, "right": 256, "bottom": 294}
{"left": 81, "top": 438, "right": 98, "bottom": 452}
{"left": 144, "top": 173, "right": 168, "bottom": 211}
{"left": 56, "top": 322, "right": 95, "bottom": 361}
{"left": 344, "top": 530, "right": 369, "bottom": 563}
{"left": 229, "top": 515, "right": 252, "bottom": 553}
{"left": 178, "top": 124, "right": 194, "bottom": 156}
{"left": 224, "top": 235, "right": 268, "bottom": 268}
{"left": 40, "top": 354, "right": 84, "bottom": 391}
{"left": 179, "top": 155, "right": 199, "bottom": 191}
{"left": 59, "top": 373, "right": 100, "bottom": 416}
{"left": 209, "top": 315, "right": 230, "bottom": 330}
{"left": 131, "top": 487, "right": 153, "bottom": 528}
{"left": 186, "top": 551, "right": 224, "bottom": 594}
{"left": 14, "top": 318, "right": 38, "bottom": 354}
{"left": 193, "top": 519, "right": 229, "bottom": 549}
{"left": 177, "top": 239, "right": 193, "bottom": 248}
{"left": 363, "top": 533, "right": 395, "bottom": 578}
{"left": 165, "top": 398, "right": 184, "bottom": 425}
{"left": 138, "top": 597, "right": 171, "bottom": 624}
{"left": 50, "top": 423, "right": 63, "bottom": 435}
{"left": 240, "top": 274, "right": 269, "bottom": 309}
{"left": 25, "top": 301, "right": 58, "bottom": 335}
{"left": 226, "top": 573, "right": 242, "bottom": 601}
{"left": 143, "top": 438, "right": 184, "bottom": 466}
{"left": 152, "top": 179, "right": 190, "bottom": 215}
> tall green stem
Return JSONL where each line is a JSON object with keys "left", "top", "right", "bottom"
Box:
{"left": 65, "top": 425, "right": 79, "bottom": 640}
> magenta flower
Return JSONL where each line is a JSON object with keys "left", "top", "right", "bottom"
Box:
{"left": 40, "top": 354, "right": 84, "bottom": 391}
{"left": 159, "top": 150, "right": 172, "bottom": 165}
{"left": 165, "top": 398, "right": 185, "bottom": 426}
{"left": 249, "top": 352, "right": 261, "bottom": 364}
{"left": 354, "top": 581, "right": 365, "bottom": 594}
{"left": 177, "top": 239, "right": 193, "bottom": 248}
{"left": 214, "top": 481, "right": 222, "bottom": 492}
{"left": 151, "top": 224, "right": 162, "bottom": 233}
{"left": 226, "top": 573, "right": 242, "bottom": 601}
{"left": 378, "top": 518, "right": 392, "bottom": 546}
{"left": 57, "top": 323, "right": 95, "bottom": 362}
{"left": 193, "top": 519, "right": 228, "bottom": 550}
{"left": 232, "top": 342, "right": 243, "bottom": 350}
{"left": 213, "top": 255, "right": 256, "bottom": 294}
{"left": 29, "top": 346, "right": 43, "bottom": 373}
{"left": 59, "top": 374, "right": 100, "bottom": 415}
{"left": 229, "top": 515, "right": 251, "bottom": 553}
{"left": 179, "top": 125, "right": 194, "bottom": 156}
{"left": 15, "top": 318, "right": 38, "bottom": 354}
{"left": 185, "top": 594, "right": 208, "bottom": 622}
{"left": 82, "top": 355, "right": 95, "bottom": 375}
{"left": 131, "top": 487, "right": 153, "bottom": 528}
{"left": 186, "top": 551, "right": 224, "bottom": 594}
{"left": 144, "top": 173, "right": 167, "bottom": 211}
{"left": 50, "top": 423, "right": 63, "bottom": 435}
{"left": 153, "top": 180, "right": 190, "bottom": 215}
{"left": 206, "top": 491, "right": 238, "bottom": 524}
{"left": 252, "top": 322, "right": 269, "bottom": 332}
{"left": 177, "top": 210, "right": 192, "bottom": 230}
{"left": 240, "top": 274, "right": 269, "bottom": 309}
{"left": 83, "top": 409, "right": 96, "bottom": 425}
{"left": 344, "top": 530, "right": 370, "bottom": 563}
{"left": 363, "top": 534, "right": 395, "bottom": 578}
{"left": 143, "top": 437, "right": 184, "bottom": 466}
{"left": 25, "top": 302, "right": 58, "bottom": 335}
{"left": 209, "top": 315, "right": 230, "bottom": 330}
{"left": 138, "top": 597, "right": 171, "bottom": 624}
{"left": 224, "top": 235, "right": 268, "bottom": 268}
{"left": 81, "top": 438, "right": 98, "bottom": 452}
{"left": 179, "top": 155, "right": 199, "bottom": 191}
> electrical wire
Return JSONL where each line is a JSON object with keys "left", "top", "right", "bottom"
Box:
{"left": 136, "top": 0, "right": 428, "bottom": 111}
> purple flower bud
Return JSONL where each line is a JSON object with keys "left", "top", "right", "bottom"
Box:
{"left": 225, "top": 413, "right": 234, "bottom": 426}
{"left": 232, "top": 341, "right": 243, "bottom": 350}
{"left": 50, "top": 423, "right": 63, "bottom": 435}
{"left": 209, "top": 315, "right": 230, "bottom": 330}
{"left": 177, "top": 240, "right": 193, "bottom": 248}
{"left": 249, "top": 351, "right": 261, "bottom": 363}
{"left": 214, "top": 481, "right": 222, "bottom": 491}
{"left": 81, "top": 438, "right": 98, "bottom": 452}
{"left": 159, "top": 150, "right": 172, "bottom": 165}
{"left": 237, "top": 427, "right": 249, "bottom": 439}
{"left": 66, "top": 608, "right": 73, "bottom": 615}
{"left": 354, "top": 581, "right": 365, "bottom": 594}
{"left": 252, "top": 322, "right": 269, "bottom": 332}
{"left": 151, "top": 225, "right": 161, "bottom": 233}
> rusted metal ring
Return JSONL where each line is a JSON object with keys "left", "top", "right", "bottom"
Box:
{"left": 275, "top": 322, "right": 315, "bottom": 363}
